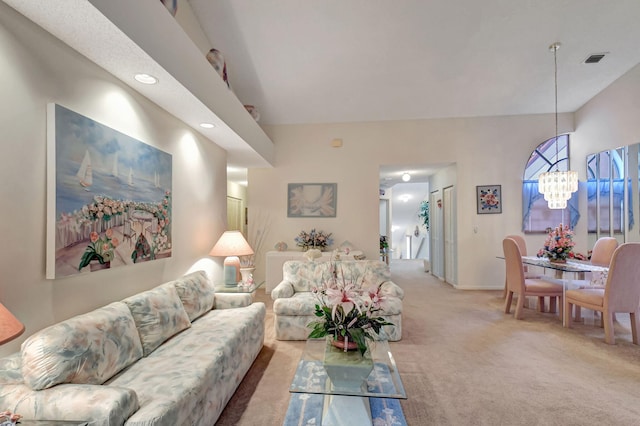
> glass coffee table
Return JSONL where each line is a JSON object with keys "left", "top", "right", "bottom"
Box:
{"left": 289, "top": 338, "right": 406, "bottom": 425}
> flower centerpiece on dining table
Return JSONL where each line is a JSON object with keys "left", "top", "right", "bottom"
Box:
{"left": 308, "top": 261, "right": 393, "bottom": 355}
{"left": 537, "top": 223, "right": 576, "bottom": 263}
{"left": 294, "top": 228, "right": 333, "bottom": 251}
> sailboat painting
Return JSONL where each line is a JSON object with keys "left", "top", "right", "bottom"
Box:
{"left": 46, "top": 104, "right": 173, "bottom": 279}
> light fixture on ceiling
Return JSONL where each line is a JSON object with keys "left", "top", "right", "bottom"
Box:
{"left": 538, "top": 42, "right": 578, "bottom": 210}
{"left": 402, "top": 172, "right": 411, "bottom": 182}
{"left": 134, "top": 73, "right": 158, "bottom": 85}
{"left": 199, "top": 122, "right": 216, "bottom": 129}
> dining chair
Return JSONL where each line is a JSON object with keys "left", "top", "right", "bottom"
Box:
{"left": 564, "top": 242, "right": 640, "bottom": 345}
{"left": 503, "top": 237, "right": 564, "bottom": 321}
{"left": 573, "top": 237, "right": 618, "bottom": 322}
{"left": 502, "top": 234, "right": 545, "bottom": 308}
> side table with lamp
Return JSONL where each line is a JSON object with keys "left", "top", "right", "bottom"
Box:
{"left": 209, "top": 230, "right": 254, "bottom": 287}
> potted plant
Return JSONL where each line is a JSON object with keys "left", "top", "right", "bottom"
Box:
{"left": 308, "top": 261, "right": 393, "bottom": 355}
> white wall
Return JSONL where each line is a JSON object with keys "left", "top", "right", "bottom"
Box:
{"left": 250, "top": 113, "right": 574, "bottom": 290}
{"left": 0, "top": 4, "right": 228, "bottom": 356}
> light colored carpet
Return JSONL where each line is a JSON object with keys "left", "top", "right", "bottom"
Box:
{"left": 216, "top": 259, "right": 640, "bottom": 425}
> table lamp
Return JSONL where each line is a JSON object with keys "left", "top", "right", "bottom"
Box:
{"left": 0, "top": 302, "right": 25, "bottom": 345}
{"left": 209, "top": 231, "right": 254, "bottom": 286}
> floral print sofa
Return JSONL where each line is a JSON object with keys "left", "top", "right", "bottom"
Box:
{"left": 271, "top": 260, "right": 404, "bottom": 341}
{"left": 0, "top": 270, "right": 265, "bottom": 426}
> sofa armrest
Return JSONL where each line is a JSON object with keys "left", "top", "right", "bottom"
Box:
{"left": 0, "top": 383, "right": 138, "bottom": 426}
{"left": 381, "top": 280, "right": 405, "bottom": 299}
{"left": 214, "top": 293, "right": 253, "bottom": 309}
{"left": 271, "top": 281, "right": 295, "bottom": 299}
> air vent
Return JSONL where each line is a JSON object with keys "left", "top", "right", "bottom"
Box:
{"left": 584, "top": 53, "right": 607, "bottom": 64}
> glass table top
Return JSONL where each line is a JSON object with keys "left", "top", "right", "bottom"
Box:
{"left": 289, "top": 338, "right": 407, "bottom": 399}
{"left": 213, "top": 280, "right": 264, "bottom": 293}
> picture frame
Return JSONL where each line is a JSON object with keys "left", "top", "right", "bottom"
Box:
{"left": 46, "top": 104, "right": 173, "bottom": 279}
{"left": 287, "top": 183, "right": 337, "bottom": 217}
{"left": 476, "top": 185, "right": 502, "bottom": 214}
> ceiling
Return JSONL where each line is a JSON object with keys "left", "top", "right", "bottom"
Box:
{"left": 188, "top": 0, "right": 640, "bottom": 125}
{"left": 6, "top": 0, "right": 640, "bottom": 186}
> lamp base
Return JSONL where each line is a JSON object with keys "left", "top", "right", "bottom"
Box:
{"left": 223, "top": 256, "right": 241, "bottom": 286}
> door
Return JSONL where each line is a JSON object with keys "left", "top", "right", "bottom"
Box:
{"left": 227, "top": 196, "right": 242, "bottom": 231}
{"left": 443, "top": 186, "right": 456, "bottom": 284}
{"left": 429, "top": 190, "right": 443, "bottom": 279}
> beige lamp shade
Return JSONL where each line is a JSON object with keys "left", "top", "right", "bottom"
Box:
{"left": 210, "top": 231, "right": 254, "bottom": 285}
{"left": 0, "top": 302, "right": 25, "bottom": 345}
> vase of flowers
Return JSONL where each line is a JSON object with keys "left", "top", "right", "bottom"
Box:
{"left": 295, "top": 228, "right": 333, "bottom": 251}
{"left": 537, "top": 223, "right": 575, "bottom": 263}
{"left": 308, "top": 262, "right": 393, "bottom": 355}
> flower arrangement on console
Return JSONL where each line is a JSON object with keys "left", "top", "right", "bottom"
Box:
{"left": 308, "top": 262, "right": 393, "bottom": 355}
{"left": 537, "top": 223, "right": 576, "bottom": 262}
{"left": 79, "top": 228, "right": 119, "bottom": 270}
{"left": 295, "top": 228, "right": 333, "bottom": 251}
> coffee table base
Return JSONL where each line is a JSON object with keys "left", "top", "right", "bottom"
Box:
{"left": 322, "top": 394, "right": 372, "bottom": 426}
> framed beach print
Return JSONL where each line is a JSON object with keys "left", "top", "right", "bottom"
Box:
{"left": 46, "top": 104, "right": 172, "bottom": 279}
{"left": 476, "top": 185, "right": 502, "bottom": 214}
{"left": 287, "top": 183, "right": 337, "bottom": 217}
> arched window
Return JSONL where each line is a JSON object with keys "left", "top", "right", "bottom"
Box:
{"left": 522, "top": 134, "right": 579, "bottom": 233}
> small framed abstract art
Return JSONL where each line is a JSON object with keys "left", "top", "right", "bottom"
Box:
{"left": 287, "top": 183, "right": 337, "bottom": 217}
{"left": 476, "top": 185, "right": 502, "bottom": 214}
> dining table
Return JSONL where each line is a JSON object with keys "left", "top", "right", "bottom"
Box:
{"left": 520, "top": 256, "right": 609, "bottom": 326}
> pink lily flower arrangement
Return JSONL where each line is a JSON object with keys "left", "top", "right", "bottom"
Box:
{"left": 308, "top": 262, "right": 393, "bottom": 355}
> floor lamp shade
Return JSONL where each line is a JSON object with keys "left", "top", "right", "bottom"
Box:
{"left": 209, "top": 231, "right": 254, "bottom": 285}
{"left": 0, "top": 303, "right": 25, "bottom": 345}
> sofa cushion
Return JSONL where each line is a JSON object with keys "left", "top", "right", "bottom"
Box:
{"left": 172, "top": 270, "right": 215, "bottom": 321}
{"left": 21, "top": 302, "right": 143, "bottom": 390}
{"left": 123, "top": 283, "right": 191, "bottom": 356}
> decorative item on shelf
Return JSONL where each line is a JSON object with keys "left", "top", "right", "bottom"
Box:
{"left": 210, "top": 231, "right": 254, "bottom": 286}
{"left": 294, "top": 228, "right": 333, "bottom": 251}
{"left": 0, "top": 410, "right": 21, "bottom": 426}
{"left": 305, "top": 248, "right": 323, "bottom": 262}
{"left": 160, "top": 0, "right": 177, "bottom": 16}
{"left": 275, "top": 241, "right": 288, "bottom": 251}
{"left": 206, "top": 48, "right": 230, "bottom": 88}
{"left": 78, "top": 229, "right": 119, "bottom": 271}
{"left": 308, "top": 261, "right": 393, "bottom": 355}
{"left": 537, "top": 223, "right": 576, "bottom": 263}
{"left": 243, "top": 105, "right": 260, "bottom": 122}
{"left": 538, "top": 42, "right": 578, "bottom": 209}
{"left": 239, "top": 267, "right": 255, "bottom": 284}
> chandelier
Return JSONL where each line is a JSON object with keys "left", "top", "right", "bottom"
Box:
{"left": 538, "top": 42, "right": 578, "bottom": 209}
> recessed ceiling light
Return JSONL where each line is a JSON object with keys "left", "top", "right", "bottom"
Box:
{"left": 402, "top": 173, "right": 411, "bottom": 182}
{"left": 199, "top": 122, "right": 216, "bottom": 129}
{"left": 134, "top": 73, "right": 158, "bottom": 84}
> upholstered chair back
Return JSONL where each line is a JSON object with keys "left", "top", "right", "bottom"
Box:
{"left": 503, "top": 238, "right": 525, "bottom": 294}
{"left": 604, "top": 243, "right": 640, "bottom": 313}
{"left": 590, "top": 237, "right": 618, "bottom": 267}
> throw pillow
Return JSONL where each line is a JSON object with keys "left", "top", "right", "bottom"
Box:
{"left": 21, "top": 302, "right": 143, "bottom": 390}
{"left": 123, "top": 283, "right": 191, "bottom": 356}
{"left": 172, "top": 270, "right": 215, "bottom": 321}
